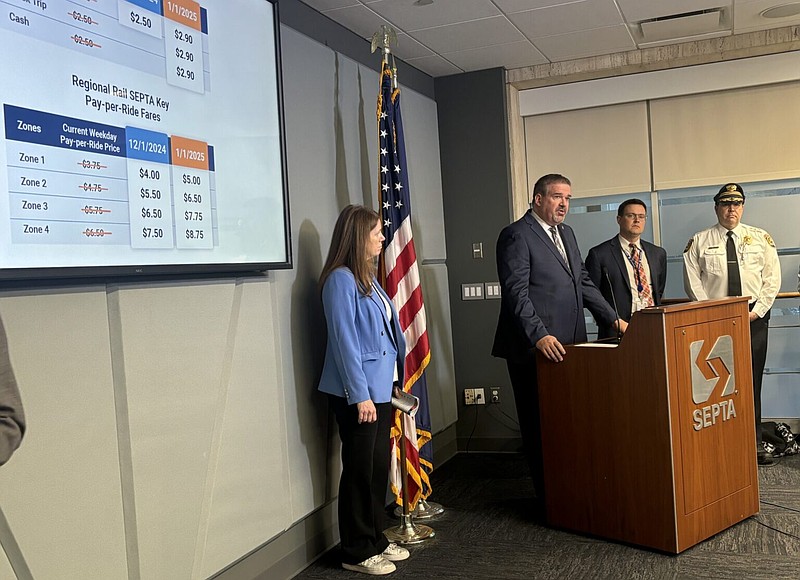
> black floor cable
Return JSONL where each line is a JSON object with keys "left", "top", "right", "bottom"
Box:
{"left": 465, "top": 403, "right": 479, "bottom": 454}
{"left": 752, "top": 495, "right": 800, "bottom": 541}
{"left": 465, "top": 402, "right": 521, "bottom": 453}
{"left": 491, "top": 406, "right": 520, "bottom": 429}
{"left": 752, "top": 517, "right": 800, "bottom": 541}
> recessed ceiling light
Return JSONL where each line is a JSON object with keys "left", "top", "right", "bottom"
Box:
{"left": 760, "top": 2, "right": 800, "bottom": 18}
{"left": 414, "top": 0, "right": 434, "bottom": 6}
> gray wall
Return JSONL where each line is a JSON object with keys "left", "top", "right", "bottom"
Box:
{"left": 0, "top": 3, "right": 456, "bottom": 578}
{"left": 435, "top": 69, "right": 522, "bottom": 452}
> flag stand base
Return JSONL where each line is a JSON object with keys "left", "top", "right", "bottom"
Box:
{"left": 386, "top": 408, "right": 435, "bottom": 545}
{"left": 383, "top": 514, "right": 435, "bottom": 545}
{"left": 393, "top": 498, "right": 444, "bottom": 520}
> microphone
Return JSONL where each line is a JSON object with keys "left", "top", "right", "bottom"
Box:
{"left": 602, "top": 266, "right": 623, "bottom": 344}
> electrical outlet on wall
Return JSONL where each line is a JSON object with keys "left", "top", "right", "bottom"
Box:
{"left": 464, "top": 388, "right": 475, "bottom": 405}
{"left": 464, "top": 388, "right": 487, "bottom": 405}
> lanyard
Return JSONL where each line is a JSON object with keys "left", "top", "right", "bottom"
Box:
{"left": 623, "top": 245, "right": 645, "bottom": 294}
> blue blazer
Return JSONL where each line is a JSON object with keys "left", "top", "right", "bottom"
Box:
{"left": 318, "top": 268, "right": 406, "bottom": 405}
{"left": 492, "top": 211, "right": 617, "bottom": 363}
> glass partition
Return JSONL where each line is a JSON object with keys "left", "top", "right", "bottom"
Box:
{"left": 657, "top": 180, "right": 800, "bottom": 420}
{"left": 559, "top": 182, "right": 797, "bottom": 419}
{"left": 658, "top": 181, "right": 800, "bottom": 299}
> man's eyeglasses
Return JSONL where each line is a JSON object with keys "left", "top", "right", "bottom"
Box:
{"left": 719, "top": 201, "right": 743, "bottom": 207}
{"left": 623, "top": 213, "right": 647, "bottom": 220}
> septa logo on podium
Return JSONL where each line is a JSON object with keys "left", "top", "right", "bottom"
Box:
{"left": 689, "top": 335, "right": 737, "bottom": 431}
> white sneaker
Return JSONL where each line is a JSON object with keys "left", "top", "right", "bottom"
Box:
{"left": 342, "top": 555, "right": 396, "bottom": 575}
{"left": 382, "top": 543, "right": 410, "bottom": 562}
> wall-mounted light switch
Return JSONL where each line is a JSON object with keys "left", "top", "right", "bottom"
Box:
{"left": 484, "top": 283, "right": 501, "bottom": 299}
{"left": 461, "top": 283, "right": 485, "bottom": 301}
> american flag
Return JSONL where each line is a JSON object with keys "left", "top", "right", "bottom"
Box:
{"left": 376, "top": 55, "right": 433, "bottom": 509}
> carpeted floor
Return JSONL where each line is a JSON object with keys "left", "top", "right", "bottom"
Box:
{"left": 293, "top": 452, "right": 800, "bottom": 579}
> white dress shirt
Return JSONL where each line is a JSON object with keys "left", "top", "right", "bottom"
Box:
{"left": 683, "top": 222, "right": 781, "bottom": 318}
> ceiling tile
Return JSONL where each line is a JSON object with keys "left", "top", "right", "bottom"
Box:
{"left": 533, "top": 24, "right": 636, "bottom": 61}
{"left": 298, "top": 0, "right": 800, "bottom": 77}
{"left": 392, "top": 33, "right": 435, "bottom": 61}
{"left": 321, "top": 4, "right": 393, "bottom": 41}
{"left": 615, "top": 0, "right": 731, "bottom": 23}
{"left": 410, "top": 16, "right": 525, "bottom": 53}
{"left": 494, "top": 0, "right": 587, "bottom": 14}
{"left": 368, "top": 0, "right": 500, "bottom": 31}
{"left": 508, "top": 0, "right": 625, "bottom": 39}
{"left": 300, "top": 0, "right": 361, "bottom": 11}
{"left": 443, "top": 41, "right": 549, "bottom": 71}
{"left": 733, "top": 0, "right": 800, "bottom": 33}
{"left": 404, "top": 54, "right": 464, "bottom": 77}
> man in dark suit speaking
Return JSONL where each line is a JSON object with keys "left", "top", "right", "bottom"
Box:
{"left": 492, "top": 174, "right": 626, "bottom": 507}
{"left": 586, "top": 198, "right": 667, "bottom": 339}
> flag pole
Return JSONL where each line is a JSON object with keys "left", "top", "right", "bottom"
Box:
{"left": 387, "top": 38, "right": 446, "bottom": 524}
{"left": 372, "top": 24, "right": 436, "bottom": 542}
{"left": 384, "top": 409, "right": 434, "bottom": 544}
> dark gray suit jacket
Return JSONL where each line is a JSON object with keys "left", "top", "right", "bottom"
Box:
{"left": 585, "top": 236, "right": 667, "bottom": 339}
{"left": 492, "top": 211, "right": 618, "bottom": 363}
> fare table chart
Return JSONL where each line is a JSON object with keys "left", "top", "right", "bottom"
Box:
{"left": 125, "top": 0, "right": 207, "bottom": 94}
{"left": 0, "top": 0, "right": 210, "bottom": 94}
{"left": 5, "top": 104, "right": 216, "bottom": 248}
{"left": 0, "top": 0, "right": 289, "bottom": 275}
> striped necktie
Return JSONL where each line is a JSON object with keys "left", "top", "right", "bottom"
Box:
{"left": 629, "top": 243, "right": 654, "bottom": 307}
{"left": 549, "top": 226, "right": 570, "bottom": 270}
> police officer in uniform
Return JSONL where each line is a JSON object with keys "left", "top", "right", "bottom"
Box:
{"left": 683, "top": 183, "right": 781, "bottom": 465}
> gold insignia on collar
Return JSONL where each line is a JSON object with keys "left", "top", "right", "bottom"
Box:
{"left": 683, "top": 238, "right": 693, "bottom": 253}
{"left": 743, "top": 235, "right": 752, "bottom": 245}
{"left": 764, "top": 233, "right": 775, "bottom": 247}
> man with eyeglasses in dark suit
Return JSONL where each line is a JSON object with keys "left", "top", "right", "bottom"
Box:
{"left": 586, "top": 199, "right": 667, "bottom": 340}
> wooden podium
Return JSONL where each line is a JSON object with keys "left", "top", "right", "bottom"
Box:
{"left": 536, "top": 297, "right": 759, "bottom": 553}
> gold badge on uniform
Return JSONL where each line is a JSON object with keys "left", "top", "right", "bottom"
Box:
{"left": 743, "top": 235, "right": 752, "bottom": 245}
{"left": 683, "top": 238, "right": 693, "bottom": 253}
{"left": 764, "top": 233, "right": 775, "bottom": 247}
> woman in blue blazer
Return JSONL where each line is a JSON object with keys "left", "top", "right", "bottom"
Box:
{"left": 318, "top": 205, "right": 408, "bottom": 576}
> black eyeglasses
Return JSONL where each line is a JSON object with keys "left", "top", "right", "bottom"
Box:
{"left": 719, "top": 201, "right": 743, "bottom": 207}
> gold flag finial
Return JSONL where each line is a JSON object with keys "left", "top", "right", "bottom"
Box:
{"left": 370, "top": 25, "right": 398, "bottom": 56}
